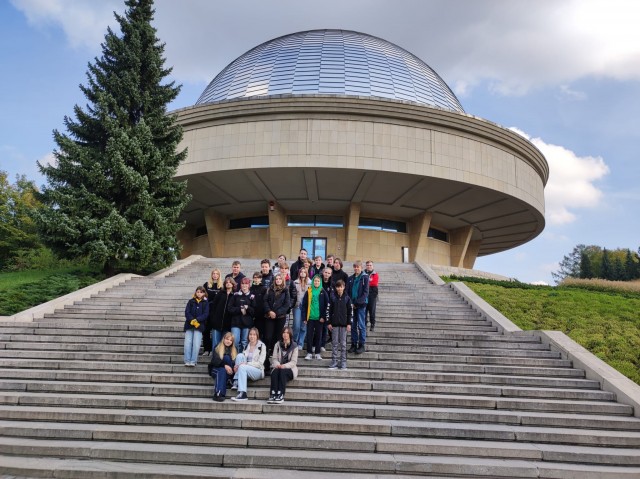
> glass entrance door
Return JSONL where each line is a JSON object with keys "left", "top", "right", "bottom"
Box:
{"left": 301, "top": 237, "right": 327, "bottom": 260}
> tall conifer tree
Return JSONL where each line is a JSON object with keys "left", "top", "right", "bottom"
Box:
{"left": 37, "top": 0, "right": 189, "bottom": 275}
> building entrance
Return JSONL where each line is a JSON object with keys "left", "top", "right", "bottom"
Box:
{"left": 301, "top": 237, "right": 326, "bottom": 260}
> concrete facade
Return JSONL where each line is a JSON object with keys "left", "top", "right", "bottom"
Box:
{"left": 174, "top": 95, "right": 548, "bottom": 266}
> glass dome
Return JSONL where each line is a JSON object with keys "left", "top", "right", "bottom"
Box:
{"left": 196, "top": 29, "right": 464, "bottom": 113}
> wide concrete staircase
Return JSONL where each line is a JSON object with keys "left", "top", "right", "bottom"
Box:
{"left": 0, "top": 259, "right": 639, "bottom": 478}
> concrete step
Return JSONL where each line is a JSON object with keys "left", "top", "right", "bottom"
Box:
{"left": 0, "top": 366, "right": 599, "bottom": 389}
{"left": 1, "top": 405, "right": 639, "bottom": 448}
{"left": 2, "top": 389, "right": 631, "bottom": 416}
{"left": 2, "top": 421, "right": 639, "bottom": 465}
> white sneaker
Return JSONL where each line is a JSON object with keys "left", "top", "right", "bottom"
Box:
{"left": 304, "top": 353, "right": 313, "bottom": 360}
{"left": 320, "top": 347, "right": 327, "bottom": 352}
{"left": 315, "top": 354, "right": 322, "bottom": 360}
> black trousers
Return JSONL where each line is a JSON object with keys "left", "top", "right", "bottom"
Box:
{"left": 306, "top": 320, "right": 324, "bottom": 353}
{"left": 366, "top": 295, "right": 377, "bottom": 326}
{"left": 270, "top": 368, "right": 294, "bottom": 395}
{"left": 265, "top": 317, "right": 286, "bottom": 350}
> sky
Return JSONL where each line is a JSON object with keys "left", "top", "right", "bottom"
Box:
{"left": 1, "top": 0, "right": 639, "bottom": 284}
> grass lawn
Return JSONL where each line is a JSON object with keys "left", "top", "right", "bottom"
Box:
{"left": 0, "top": 267, "right": 104, "bottom": 316}
{"left": 457, "top": 280, "right": 640, "bottom": 385}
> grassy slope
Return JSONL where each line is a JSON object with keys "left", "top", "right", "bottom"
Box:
{"left": 0, "top": 267, "right": 104, "bottom": 316}
{"left": 463, "top": 282, "right": 640, "bottom": 385}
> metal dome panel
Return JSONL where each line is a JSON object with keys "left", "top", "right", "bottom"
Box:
{"left": 196, "top": 29, "right": 464, "bottom": 113}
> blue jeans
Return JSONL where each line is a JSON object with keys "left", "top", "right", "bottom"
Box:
{"left": 184, "top": 329, "right": 202, "bottom": 364}
{"left": 231, "top": 327, "right": 250, "bottom": 353}
{"left": 233, "top": 353, "right": 264, "bottom": 393}
{"left": 212, "top": 329, "right": 222, "bottom": 349}
{"left": 292, "top": 305, "right": 307, "bottom": 348}
{"left": 351, "top": 307, "right": 367, "bottom": 346}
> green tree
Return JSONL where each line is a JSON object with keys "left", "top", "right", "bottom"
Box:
{"left": 624, "top": 249, "right": 639, "bottom": 280}
{"left": 0, "top": 171, "right": 43, "bottom": 269}
{"left": 601, "top": 248, "right": 612, "bottom": 280}
{"left": 579, "top": 252, "right": 593, "bottom": 279}
{"left": 36, "top": 0, "right": 189, "bottom": 276}
{"left": 552, "top": 244, "right": 586, "bottom": 283}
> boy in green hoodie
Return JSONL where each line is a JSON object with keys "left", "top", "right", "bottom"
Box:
{"left": 301, "top": 274, "right": 329, "bottom": 360}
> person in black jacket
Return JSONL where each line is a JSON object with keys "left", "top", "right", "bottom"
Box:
{"left": 208, "top": 277, "right": 235, "bottom": 348}
{"left": 301, "top": 274, "right": 330, "bottom": 360}
{"left": 184, "top": 286, "right": 209, "bottom": 367}
{"left": 225, "top": 260, "right": 245, "bottom": 292}
{"left": 331, "top": 258, "right": 349, "bottom": 287}
{"left": 289, "top": 248, "right": 308, "bottom": 282}
{"left": 327, "top": 280, "right": 353, "bottom": 370}
{"left": 263, "top": 273, "right": 291, "bottom": 364}
{"left": 202, "top": 268, "right": 223, "bottom": 353}
{"left": 260, "top": 259, "right": 274, "bottom": 290}
{"left": 228, "top": 278, "right": 255, "bottom": 353}
{"left": 250, "top": 271, "right": 267, "bottom": 340}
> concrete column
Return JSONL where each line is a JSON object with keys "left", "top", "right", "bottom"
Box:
{"left": 204, "top": 208, "right": 227, "bottom": 257}
{"left": 449, "top": 225, "right": 473, "bottom": 268}
{"left": 408, "top": 211, "right": 432, "bottom": 262}
{"left": 268, "top": 203, "right": 286, "bottom": 259}
{"left": 344, "top": 203, "right": 361, "bottom": 262}
{"left": 177, "top": 226, "right": 195, "bottom": 259}
{"left": 463, "top": 239, "right": 481, "bottom": 269}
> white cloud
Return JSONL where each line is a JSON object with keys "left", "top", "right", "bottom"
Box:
{"left": 38, "top": 152, "right": 57, "bottom": 168}
{"left": 10, "top": 0, "right": 119, "bottom": 50}
{"left": 11, "top": 0, "right": 640, "bottom": 93}
{"left": 510, "top": 127, "right": 609, "bottom": 225}
{"left": 559, "top": 85, "right": 587, "bottom": 101}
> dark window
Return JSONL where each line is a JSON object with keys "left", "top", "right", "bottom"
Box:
{"left": 358, "top": 218, "right": 407, "bottom": 233}
{"left": 428, "top": 227, "right": 449, "bottom": 242}
{"left": 195, "top": 226, "right": 208, "bottom": 237}
{"left": 229, "top": 216, "right": 269, "bottom": 229}
{"left": 287, "top": 215, "right": 343, "bottom": 227}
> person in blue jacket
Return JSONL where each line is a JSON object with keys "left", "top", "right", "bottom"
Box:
{"left": 347, "top": 260, "right": 369, "bottom": 355}
{"left": 184, "top": 286, "right": 209, "bottom": 366}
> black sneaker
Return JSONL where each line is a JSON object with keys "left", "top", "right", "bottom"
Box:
{"left": 232, "top": 392, "right": 248, "bottom": 401}
{"left": 267, "top": 391, "right": 277, "bottom": 403}
{"left": 370, "top": 325, "right": 375, "bottom": 332}
{"left": 348, "top": 344, "right": 357, "bottom": 353}
{"left": 213, "top": 393, "right": 225, "bottom": 402}
{"left": 274, "top": 394, "right": 284, "bottom": 404}
{"left": 356, "top": 345, "right": 365, "bottom": 354}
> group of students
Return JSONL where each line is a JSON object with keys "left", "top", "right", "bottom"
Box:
{"left": 183, "top": 250, "right": 380, "bottom": 403}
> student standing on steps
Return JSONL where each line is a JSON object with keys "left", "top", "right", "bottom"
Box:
{"left": 328, "top": 279, "right": 352, "bottom": 370}
{"left": 347, "top": 260, "right": 370, "bottom": 355}
{"left": 263, "top": 273, "right": 291, "bottom": 366}
{"left": 268, "top": 326, "right": 298, "bottom": 404}
{"left": 209, "top": 277, "right": 235, "bottom": 347}
{"left": 202, "top": 268, "right": 222, "bottom": 354}
{"left": 331, "top": 257, "right": 349, "bottom": 287}
{"left": 231, "top": 327, "right": 266, "bottom": 401}
{"left": 228, "top": 277, "right": 255, "bottom": 353}
{"left": 250, "top": 272, "right": 267, "bottom": 340}
{"left": 302, "top": 274, "right": 330, "bottom": 360}
{"left": 364, "top": 260, "right": 379, "bottom": 332}
{"left": 208, "top": 332, "right": 237, "bottom": 402}
{"left": 320, "top": 267, "right": 335, "bottom": 351}
{"left": 183, "top": 286, "right": 209, "bottom": 367}
{"left": 259, "top": 259, "right": 274, "bottom": 290}
{"left": 292, "top": 268, "right": 311, "bottom": 352}
{"left": 225, "top": 260, "right": 245, "bottom": 292}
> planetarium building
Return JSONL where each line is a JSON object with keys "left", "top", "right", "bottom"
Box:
{"left": 174, "top": 29, "right": 548, "bottom": 267}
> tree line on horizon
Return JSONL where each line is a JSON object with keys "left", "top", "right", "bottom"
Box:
{"left": 552, "top": 244, "right": 640, "bottom": 283}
